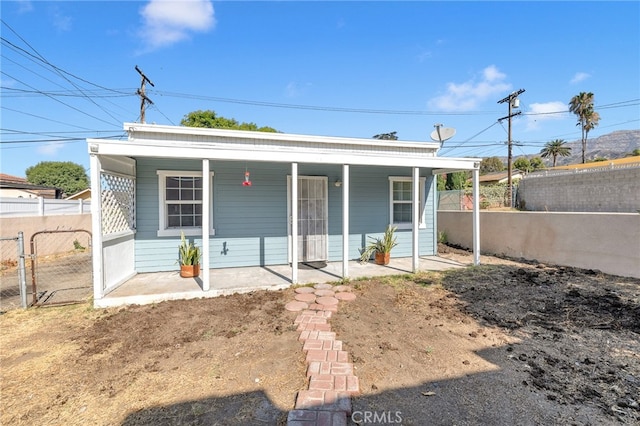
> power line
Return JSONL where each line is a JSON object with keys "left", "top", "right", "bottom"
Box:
{"left": 1, "top": 106, "right": 99, "bottom": 131}
{"left": 439, "top": 121, "right": 500, "bottom": 155}
{"left": 0, "top": 86, "right": 135, "bottom": 98}
{"left": 1, "top": 71, "right": 119, "bottom": 127}
{"left": 1, "top": 23, "right": 127, "bottom": 94}
{"left": 152, "top": 89, "right": 500, "bottom": 116}
{"left": 1, "top": 22, "right": 133, "bottom": 125}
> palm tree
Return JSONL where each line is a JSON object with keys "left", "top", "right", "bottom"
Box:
{"left": 540, "top": 139, "right": 572, "bottom": 167}
{"left": 569, "top": 92, "right": 601, "bottom": 163}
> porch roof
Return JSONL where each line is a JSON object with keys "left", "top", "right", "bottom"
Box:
{"left": 86, "top": 123, "right": 480, "bottom": 171}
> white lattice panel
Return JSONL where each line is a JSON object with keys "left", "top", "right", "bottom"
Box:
{"left": 101, "top": 173, "right": 135, "bottom": 235}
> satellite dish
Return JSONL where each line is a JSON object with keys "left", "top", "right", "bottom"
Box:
{"left": 430, "top": 126, "right": 456, "bottom": 144}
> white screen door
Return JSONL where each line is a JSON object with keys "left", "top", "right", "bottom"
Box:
{"left": 288, "top": 176, "right": 328, "bottom": 262}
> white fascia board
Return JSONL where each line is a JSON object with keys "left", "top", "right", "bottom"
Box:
{"left": 123, "top": 122, "right": 441, "bottom": 152}
{"left": 89, "top": 139, "right": 475, "bottom": 169}
{"left": 432, "top": 164, "right": 482, "bottom": 175}
{"left": 87, "top": 139, "right": 480, "bottom": 170}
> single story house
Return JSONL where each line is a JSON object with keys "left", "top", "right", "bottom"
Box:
{"left": 65, "top": 188, "right": 92, "bottom": 201}
{"left": 478, "top": 170, "right": 525, "bottom": 185}
{"left": 0, "top": 173, "right": 62, "bottom": 199}
{"left": 87, "top": 123, "right": 481, "bottom": 307}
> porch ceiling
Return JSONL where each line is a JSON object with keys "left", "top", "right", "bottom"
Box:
{"left": 87, "top": 123, "right": 480, "bottom": 171}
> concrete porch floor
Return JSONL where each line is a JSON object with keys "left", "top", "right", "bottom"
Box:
{"left": 95, "top": 255, "right": 465, "bottom": 308}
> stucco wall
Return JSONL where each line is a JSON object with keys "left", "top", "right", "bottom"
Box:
{"left": 517, "top": 166, "right": 640, "bottom": 212}
{"left": 438, "top": 211, "right": 640, "bottom": 278}
{"left": 0, "top": 214, "right": 92, "bottom": 257}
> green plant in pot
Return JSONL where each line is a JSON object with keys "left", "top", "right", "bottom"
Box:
{"left": 360, "top": 226, "right": 398, "bottom": 265}
{"left": 178, "top": 232, "right": 201, "bottom": 278}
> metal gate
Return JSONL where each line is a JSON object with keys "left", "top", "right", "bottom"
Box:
{"left": 29, "top": 229, "right": 93, "bottom": 307}
{"left": 0, "top": 233, "right": 28, "bottom": 311}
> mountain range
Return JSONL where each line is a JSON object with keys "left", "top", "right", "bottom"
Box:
{"left": 511, "top": 130, "right": 640, "bottom": 166}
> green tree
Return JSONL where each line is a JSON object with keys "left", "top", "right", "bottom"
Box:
{"left": 480, "top": 157, "right": 505, "bottom": 175}
{"left": 437, "top": 171, "right": 470, "bottom": 191}
{"left": 181, "top": 110, "right": 279, "bottom": 132}
{"left": 540, "top": 139, "right": 571, "bottom": 167}
{"left": 529, "top": 156, "right": 545, "bottom": 170}
{"left": 569, "top": 92, "right": 601, "bottom": 163}
{"left": 372, "top": 131, "right": 398, "bottom": 140}
{"left": 446, "top": 171, "right": 470, "bottom": 190}
{"left": 25, "top": 161, "right": 89, "bottom": 196}
{"left": 627, "top": 148, "right": 640, "bottom": 157}
{"left": 514, "top": 157, "right": 533, "bottom": 173}
{"left": 514, "top": 156, "right": 546, "bottom": 173}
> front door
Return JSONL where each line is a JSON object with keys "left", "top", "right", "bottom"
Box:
{"left": 288, "top": 176, "right": 328, "bottom": 262}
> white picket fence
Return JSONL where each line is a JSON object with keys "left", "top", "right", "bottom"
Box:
{"left": 0, "top": 197, "right": 91, "bottom": 217}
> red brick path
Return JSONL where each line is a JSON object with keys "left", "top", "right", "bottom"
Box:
{"left": 285, "top": 284, "right": 358, "bottom": 426}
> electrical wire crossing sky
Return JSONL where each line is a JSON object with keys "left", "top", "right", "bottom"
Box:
{"left": 1, "top": 1, "right": 639, "bottom": 177}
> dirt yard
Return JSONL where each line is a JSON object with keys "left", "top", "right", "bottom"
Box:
{"left": 1, "top": 247, "right": 638, "bottom": 425}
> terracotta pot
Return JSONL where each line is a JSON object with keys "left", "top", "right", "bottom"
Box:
{"left": 180, "top": 264, "right": 200, "bottom": 278}
{"left": 375, "top": 252, "right": 390, "bottom": 265}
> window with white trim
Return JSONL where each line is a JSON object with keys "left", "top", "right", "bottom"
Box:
{"left": 157, "top": 170, "right": 214, "bottom": 237}
{"left": 389, "top": 176, "right": 426, "bottom": 229}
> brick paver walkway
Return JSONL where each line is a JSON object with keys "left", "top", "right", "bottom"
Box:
{"left": 285, "top": 284, "right": 358, "bottom": 426}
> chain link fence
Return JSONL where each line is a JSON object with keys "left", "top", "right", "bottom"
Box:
{"left": 28, "top": 230, "right": 93, "bottom": 307}
{"left": 0, "top": 230, "right": 93, "bottom": 311}
{"left": 438, "top": 184, "right": 518, "bottom": 210}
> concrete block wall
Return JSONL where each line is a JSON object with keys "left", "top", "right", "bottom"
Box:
{"left": 438, "top": 211, "right": 640, "bottom": 279}
{"left": 517, "top": 166, "right": 640, "bottom": 212}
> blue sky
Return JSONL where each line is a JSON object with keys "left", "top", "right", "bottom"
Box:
{"left": 2, "top": 1, "right": 639, "bottom": 179}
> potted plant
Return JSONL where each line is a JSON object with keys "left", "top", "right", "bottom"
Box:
{"left": 178, "top": 232, "right": 201, "bottom": 278}
{"left": 360, "top": 226, "right": 398, "bottom": 265}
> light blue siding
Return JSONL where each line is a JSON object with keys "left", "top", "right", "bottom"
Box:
{"left": 134, "top": 159, "right": 437, "bottom": 272}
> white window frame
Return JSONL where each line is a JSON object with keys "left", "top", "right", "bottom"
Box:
{"left": 388, "top": 176, "right": 426, "bottom": 229}
{"left": 157, "top": 170, "right": 215, "bottom": 237}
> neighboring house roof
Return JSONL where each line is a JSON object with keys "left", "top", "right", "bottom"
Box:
{"left": 0, "top": 173, "right": 28, "bottom": 184}
{"left": 0, "top": 174, "right": 62, "bottom": 198}
{"left": 478, "top": 170, "right": 524, "bottom": 184}
{"left": 66, "top": 188, "right": 92, "bottom": 200}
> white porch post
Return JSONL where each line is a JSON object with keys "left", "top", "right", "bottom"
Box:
{"left": 412, "top": 167, "right": 420, "bottom": 272}
{"left": 472, "top": 167, "right": 481, "bottom": 265}
{"left": 342, "top": 164, "right": 350, "bottom": 279}
{"left": 202, "top": 159, "right": 211, "bottom": 291}
{"left": 291, "top": 163, "right": 298, "bottom": 284}
{"left": 89, "top": 154, "right": 104, "bottom": 300}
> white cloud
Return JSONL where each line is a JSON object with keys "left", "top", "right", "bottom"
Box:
{"left": 37, "top": 142, "right": 63, "bottom": 156}
{"left": 416, "top": 48, "right": 432, "bottom": 63}
{"left": 0, "top": 77, "right": 16, "bottom": 88}
{"left": 17, "top": 0, "right": 33, "bottom": 13}
{"left": 285, "top": 82, "right": 312, "bottom": 98}
{"left": 525, "top": 101, "right": 569, "bottom": 130}
{"left": 139, "top": 0, "right": 216, "bottom": 51}
{"left": 52, "top": 8, "right": 72, "bottom": 32}
{"left": 570, "top": 72, "right": 590, "bottom": 84}
{"left": 428, "top": 65, "right": 511, "bottom": 111}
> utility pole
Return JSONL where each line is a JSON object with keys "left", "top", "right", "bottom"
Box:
{"left": 135, "top": 65, "right": 154, "bottom": 124}
{"left": 498, "top": 88, "right": 525, "bottom": 207}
